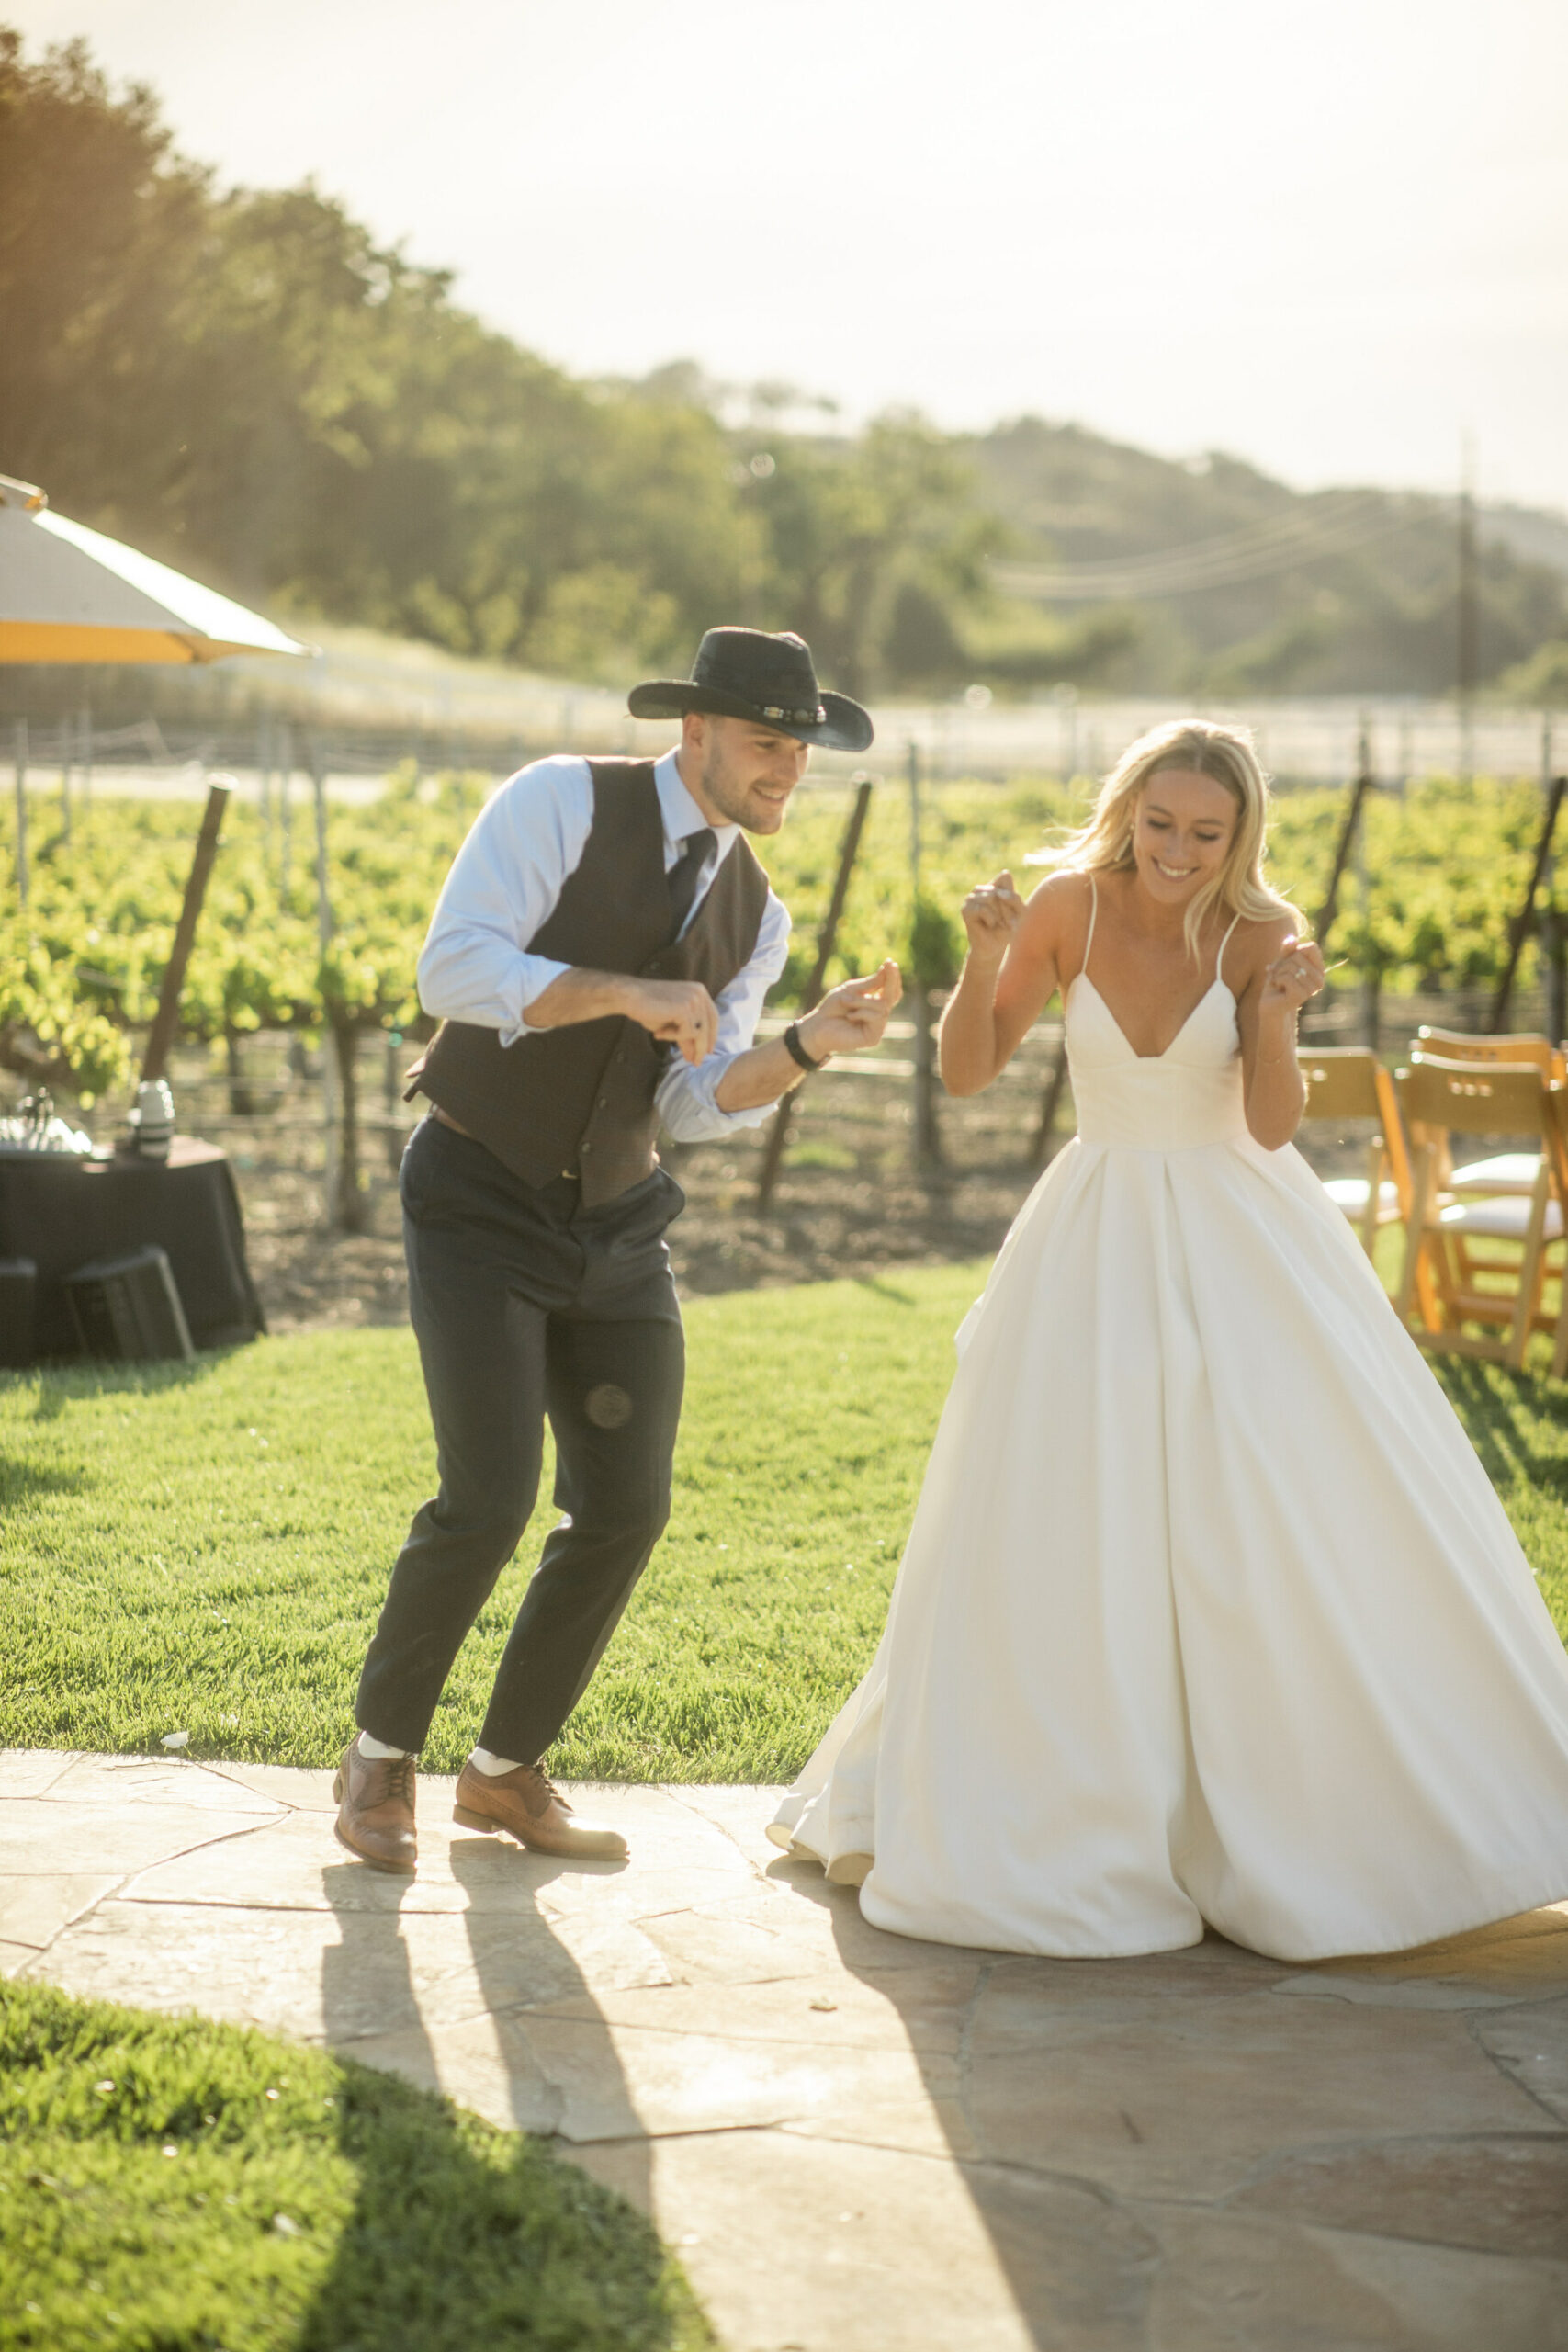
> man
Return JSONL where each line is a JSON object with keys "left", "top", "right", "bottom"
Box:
{"left": 335, "top": 627, "right": 901, "bottom": 1872}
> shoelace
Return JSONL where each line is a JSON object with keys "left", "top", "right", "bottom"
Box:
{"left": 371, "top": 1755, "right": 414, "bottom": 1806}
{"left": 525, "top": 1766, "right": 571, "bottom": 1814}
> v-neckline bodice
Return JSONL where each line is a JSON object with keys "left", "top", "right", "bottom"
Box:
{"left": 1074, "top": 874, "right": 1243, "bottom": 1062}
{"left": 1070, "top": 971, "right": 1235, "bottom": 1063}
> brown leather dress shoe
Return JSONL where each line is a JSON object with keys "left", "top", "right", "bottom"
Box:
{"left": 452, "top": 1759, "right": 627, "bottom": 1860}
{"left": 333, "top": 1740, "right": 417, "bottom": 1873}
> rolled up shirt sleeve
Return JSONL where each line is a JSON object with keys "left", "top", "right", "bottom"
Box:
{"left": 654, "top": 890, "right": 793, "bottom": 1141}
{"left": 415, "top": 756, "right": 592, "bottom": 1045}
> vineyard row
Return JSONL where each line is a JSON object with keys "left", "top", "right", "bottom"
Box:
{"left": 2, "top": 765, "right": 1561, "bottom": 1220}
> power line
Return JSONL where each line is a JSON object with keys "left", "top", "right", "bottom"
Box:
{"left": 990, "top": 492, "right": 1407, "bottom": 602}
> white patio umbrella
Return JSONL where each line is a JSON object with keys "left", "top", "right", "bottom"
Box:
{"left": 0, "top": 473, "right": 311, "bottom": 664}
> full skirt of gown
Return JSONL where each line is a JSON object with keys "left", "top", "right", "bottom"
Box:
{"left": 769, "top": 971, "right": 1568, "bottom": 1962}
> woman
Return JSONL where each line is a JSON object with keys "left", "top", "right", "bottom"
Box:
{"left": 770, "top": 719, "right": 1568, "bottom": 1962}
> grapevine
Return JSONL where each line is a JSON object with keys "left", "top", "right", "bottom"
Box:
{"left": 0, "top": 770, "right": 1555, "bottom": 1217}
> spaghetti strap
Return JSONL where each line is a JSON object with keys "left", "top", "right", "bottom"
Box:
{"left": 1081, "top": 875, "right": 1099, "bottom": 980}
{"left": 1217, "top": 906, "right": 1244, "bottom": 989}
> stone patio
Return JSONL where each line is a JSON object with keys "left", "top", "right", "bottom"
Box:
{"left": 4, "top": 1748, "right": 1567, "bottom": 2349}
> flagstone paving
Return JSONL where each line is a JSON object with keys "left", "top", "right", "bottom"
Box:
{"left": 4, "top": 1748, "right": 1567, "bottom": 2349}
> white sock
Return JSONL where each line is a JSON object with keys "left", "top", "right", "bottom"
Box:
{"left": 469, "top": 1746, "right": 525, "bottom": 1777}
{"left": 356, "top": 1730, "right": 412, "bottom": 1761}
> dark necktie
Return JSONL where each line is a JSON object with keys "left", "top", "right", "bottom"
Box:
{"left": 665, "top": 827, "right": 716, "bottom": 944}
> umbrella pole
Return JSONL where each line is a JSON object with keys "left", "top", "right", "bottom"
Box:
{"left": 141, "top": 780, "right": 232, "bottom": 1086}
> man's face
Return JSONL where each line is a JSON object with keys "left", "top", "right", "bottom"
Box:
{"left": 683, "top": 712, "right": 810, "bottom": 834}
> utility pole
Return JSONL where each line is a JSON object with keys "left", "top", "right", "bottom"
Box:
{"left": 1457, "top": 435, "right": 1479, "bottom": 785}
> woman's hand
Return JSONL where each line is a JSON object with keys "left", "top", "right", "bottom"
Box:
{"left": 961, "top": 871, "right": 1027, "bottom": 967}
{"left": 1259, "top": 933, "right": 1325, "bottom": 1016}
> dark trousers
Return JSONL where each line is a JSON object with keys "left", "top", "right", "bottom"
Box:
{"left": 355, "top": 1115, "right": 685, "bottom": 1762}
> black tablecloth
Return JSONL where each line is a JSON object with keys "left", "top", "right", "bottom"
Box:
{"left": 0, "top": 1138, "right": 265, "bottom": 1357}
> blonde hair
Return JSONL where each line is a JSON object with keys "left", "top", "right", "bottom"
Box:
{"left": 1045, "top": 718, "right": 1288, "bottom": 958}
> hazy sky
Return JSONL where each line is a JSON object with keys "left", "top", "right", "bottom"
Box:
{"left": 15, "top": 0, "right": 1568, "bottom": 511}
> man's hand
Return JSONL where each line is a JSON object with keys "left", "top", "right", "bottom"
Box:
{"left": 624, "top": 977, "right": 721, "bottom": 1065}
{"left": 799, "top": 960, "right": 903, "bottom": 1060}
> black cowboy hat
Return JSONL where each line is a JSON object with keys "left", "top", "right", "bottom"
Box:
{"left": 628, "top": 628, "right": 874, "bottom": 753}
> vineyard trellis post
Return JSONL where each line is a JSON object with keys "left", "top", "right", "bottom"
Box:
{"left": 141, "top": 778, "right": 231, "bottom": 1087}
{"left": 256, "top": 713, "right": 272, "bottom": 860}
{"left": 1030, "top": 1030, "right": 1071, "bottom": 1169}
{"left": 1489, "top": 774, "right": 1567, "bottom": 1034}
{"left": 310, "top": 738, "right": 344, "bottom": 1228}
{"left": 1354, "top": 720, "right": 1380, "bottom": 1050}
{"left": 1311, "top": 759, "right": 1373, "bottom": 956}
{"left": 1056, "top": 684, "right": 1078, "bottom": 782}
{"left": 1457, "top": 441, "right": 1479, "bottom": 786}
{"left": 58, "top": 713, "right": 73, "bottom": 845}
{"left": 76, "top": 707, "right": 92, "bottom": 817}
{"left": 310, "top": 745, "right": 333, "bottom": 953}
{"left": 384, "top": 1030, "right": 405, "bottom": 1174}
{"left": 278, "top": 718, "right": 293, "bottom": 898}
{"left": 755, "top": 773, "right": 875, "bottom": 1212}
{"left": 12, "top": 721, "right": 27, "bottom": 905}
{"left": 1541, "top": 904, "right": 1567, "bottom": 1047}
{"left": 1538, "top": 717, "right": 1565, "bottom": 1043}
{"left": 908, "top": 739, "right": 942, "bottom": 1172}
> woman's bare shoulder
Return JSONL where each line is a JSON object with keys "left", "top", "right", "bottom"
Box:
{"left": 1023, "top": 865, "right": 1093, "bottom": 922}
{"left": 1224, "top": 899, "right": 1302, "bottom": 987}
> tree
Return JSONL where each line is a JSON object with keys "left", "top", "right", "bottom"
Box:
{"left": 739, "top": 415, "right": 1004, "bottom": 696}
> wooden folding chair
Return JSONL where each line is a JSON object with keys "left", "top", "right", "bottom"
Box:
{"left": 1394, "top": 1057, "right": 1568, "bottom": 1369}
{"left": 1299, "top": 1048, "right": 1413, "bottom": 1257}
{"left": 1414, "top": 1029, "right": 1565, "bottom": 1197}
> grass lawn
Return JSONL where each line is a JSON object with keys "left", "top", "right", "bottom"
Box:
{"left": 0, "top": 1979, "right": 712, "bottom": 2352}
{"left": 3, "top": 1261, "right": 1567, "bottom": 1781}
{"left": 0, "top": 1265, "right": 984, "bottom": 1779}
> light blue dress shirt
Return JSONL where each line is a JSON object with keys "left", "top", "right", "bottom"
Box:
{"left": 416, "top": 748, "right": 794, "bottom": 1141}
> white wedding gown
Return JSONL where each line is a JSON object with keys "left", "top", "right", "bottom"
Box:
{"left": 770, "top": 894, "right": 1568, "bottom": 1962}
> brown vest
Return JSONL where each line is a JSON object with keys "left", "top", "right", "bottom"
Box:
{"left": 410, "top": 759, "right": 772, "bottom": 1205}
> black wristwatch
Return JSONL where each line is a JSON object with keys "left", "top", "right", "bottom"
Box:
{"left": 784, "top": 1020, "right": 825, "bottom": 1072}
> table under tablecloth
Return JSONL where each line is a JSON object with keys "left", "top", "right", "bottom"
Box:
{"left": 0, "top": 1137, "right": 265, "bottom": 1356}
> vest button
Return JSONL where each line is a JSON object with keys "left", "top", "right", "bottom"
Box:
{"left": 581, "top": 1142, "right": 592, "bottom": 1154}
{"left": 598, "top": 1096, "right": 608, "bottom": 1109}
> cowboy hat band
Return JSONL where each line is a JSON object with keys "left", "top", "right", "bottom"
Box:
{"left": 761, "top": 699, "right": 826, "bottom": 726}
{"left": 628, "top": 627, "right": 874, "bottom": 753}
